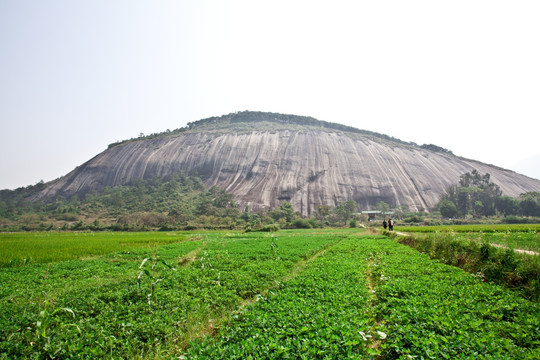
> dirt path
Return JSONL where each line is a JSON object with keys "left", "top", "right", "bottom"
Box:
{"left": 178, "top": 247, "right": 203, "bottom": 266}
{"left": 366, "top": 253, "right": 384, "bottom": 353}
{"left": 488, "top": 243, "right": 539, "bottom": 256}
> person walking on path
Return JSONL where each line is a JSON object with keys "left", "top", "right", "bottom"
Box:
{"left": 382, "top": 219, "right": 387, "bottom": 230}
{"left": 388, "top": 218, "right": 394, "bottom": 231}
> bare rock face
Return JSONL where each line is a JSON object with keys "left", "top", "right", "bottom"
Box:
{"left": 33, "top": 113, "right": 540, "bottom": 215}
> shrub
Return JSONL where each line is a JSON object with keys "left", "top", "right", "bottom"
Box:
{"left": 252, "top": 224, "right": 280, "bottom": 232}
{"left": 502, "top": 215, "right": 524, "bottom": 224}
{"left": 439, "top": 199, "right": 458, "bottom": 218}
{"left": 405, "top": 215, "right": 423, "bottom": 224}
{"left": 292, "top": 219, "right": 312, "bottom": 229}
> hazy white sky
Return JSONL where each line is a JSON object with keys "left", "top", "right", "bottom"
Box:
{"left": 1, "top": 0, "right": 539, "bottom": 190}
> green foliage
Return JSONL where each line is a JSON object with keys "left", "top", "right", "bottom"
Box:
{"left": 316, "top": 204, "right": 330, "bottom": 221}
{"left": 0, "top": 172, "right": 247, "bottom": 231}
{"left": 1, "top": 229, "right": 539, "bottom": 358}
{"left": 440, "top": 171, "right": 506, "bottom": 218}
{"left": 496, "top": 195, "right": 519, "bottom": 216}
{"left": 0, "top": 230, "right": 347, "bottom": 358}
{"left": 269, "top": 202, "right": 296, "bottom": 224}
{"left": 397, "top": 228, "right": 540, "bottom": 300}
{"left": 35, "top": 300, "right": 77, "bottom": 340}
{"left": 404, "top": 215, "right": 424, "bottom": 224}
{"left": 291, "top": 218, "right": 313, "bottom": 229}
{"left": 333, "top": 200, "right": 357, "bottom": 225}
{"left": 503, "top": 215, "right": 526, "bottom": 224}
{"left": 252, "top": 224, "right": 280, "bottom": 232}
{"left": 420, "top": 143, "right": 453, "bottom": 154}
{"left": 0, "top": 180, "right": 47, "bottom": 216}
{"left": 375, "top": 201, "right": 390, "bottom": 214}
{"left": 372, "top": 239, "right": 539, "bottom": 359}
{"left": 439, "top": 199, "right": 458, "bottom": 218}
{"left": 185, "top": 111, "right": 410, "bottom": 144}
{"left": 463, "top": 170, "right": 501, "bottom": 216}
{"left": 189, "top": 236, "right": 378, "bottom": 359}
{"left": 137, "top": 245, "right": 178, "bottom": 308}
{"left": 519, "top": 192, "right": 540, "bottom": 216}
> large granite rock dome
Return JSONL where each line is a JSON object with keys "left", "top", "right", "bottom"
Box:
{"left": 33, "top": 112, "right": 540, "bottom": 215}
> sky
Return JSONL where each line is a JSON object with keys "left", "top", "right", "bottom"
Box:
{"left": 1, "top": 0, "right": 539, "bottom": 190}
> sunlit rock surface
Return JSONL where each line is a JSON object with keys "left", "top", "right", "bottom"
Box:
{"left": 33, "top": 113, "right": 540, "bottom": 215}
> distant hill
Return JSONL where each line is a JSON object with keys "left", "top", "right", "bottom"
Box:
{"left": 31, "top": 111, "right": 540, "bottom": 215}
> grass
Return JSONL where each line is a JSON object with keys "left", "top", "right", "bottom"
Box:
{"left": 0, "top": 231, "right": 192, "bottom": 267}
{"left": 399, "top": 223, "right": 540, "bottom": 252}
{"left": 401, "top": 223, "right": 540, "bottom": 234}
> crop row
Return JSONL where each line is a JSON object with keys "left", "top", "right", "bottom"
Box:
{"left": 188, "top": 236, "right": 540, "bottom": 359}
{"left": 0, "top": 230, "right": 346, "bottom": 358}
{"left": 397, "top": 232, "right": 540, "bottom": 300}
{"left": 369, "top": 239, "right": 540, "bottom": 359}
{"left": 188, "top": 236, "right": 382, "bottom": 359}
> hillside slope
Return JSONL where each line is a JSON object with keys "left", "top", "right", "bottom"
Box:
{"left": 32, "top": 112, "right": 540, "bottom": 215}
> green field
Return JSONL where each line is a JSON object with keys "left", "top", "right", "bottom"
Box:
{"left": 0, "top": 231, "right": 191, "bottom": 266}
{"left": 0, "top": 228, "right": 539, "bottom": 359}
{"left": 401, "top": 224, "right": 540, "bottom": 252}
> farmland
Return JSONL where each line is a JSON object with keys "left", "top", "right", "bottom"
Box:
{"left": 399, "top": 224, "right": 540, "bottom": 253}
{"left": 0, "top": 227, "right": 539, "bottom": 359}
{"left": 0, "top": 231, "right": 190, "bottom": 267}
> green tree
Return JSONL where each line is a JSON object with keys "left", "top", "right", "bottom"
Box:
{"left": 248, "top": 214, "right": 261, "bottom": 226}
{"left": 495, "top": 196, "right": 518, "bottom": 216}
{"left": 334, "top": 200, "right": 357, "bottom": 225}
{"left": 440, "top": 171, "right": 502, "bottom": 217}
{"left": 270, "top": 202, "right": 296, "bottom": 223}
{"left": 439, "top": 199, "right": 458, "bottom": 218}
{"left": 241, "top": 206, "right": 250, "bottom": 222}
{"left": 209, "top": 186, "right": 234, "bottom": 208}
{"left": 375, "top": 201, "right": 390, "bottom": 215}
{"left": 519, "top": 192, "right": 540, "bottom": 216}
{"left": 316, "top": 205, "right": 330, "bottom": 221}
{"left": 393, "top": 204, "right": 409, "bottom": 219}
{"left": 473, "top": 201, "right": 484, "bottom": 218}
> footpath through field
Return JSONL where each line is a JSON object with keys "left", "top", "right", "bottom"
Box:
{"left": 488, "top": 242, "right": 539, "bottom": 256}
